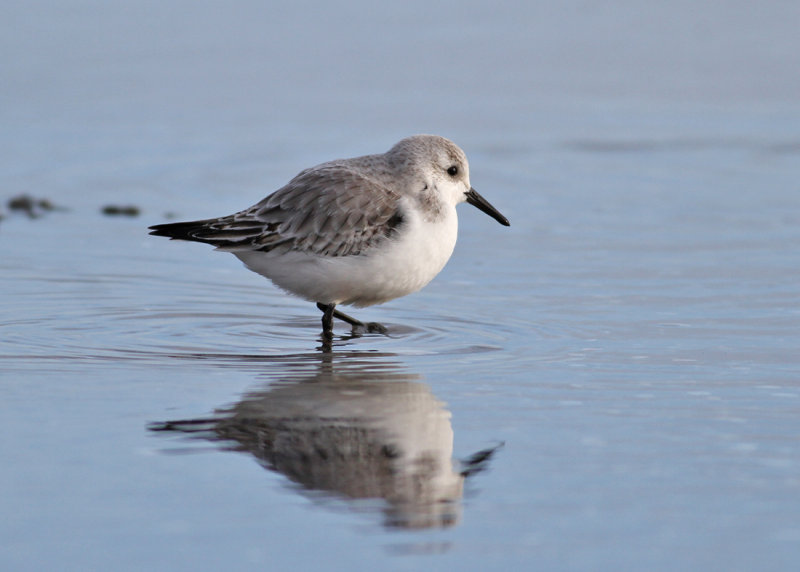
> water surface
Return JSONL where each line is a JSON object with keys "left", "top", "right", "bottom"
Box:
{"left": 2, "top": 1, "right": 800, "bottom": 570}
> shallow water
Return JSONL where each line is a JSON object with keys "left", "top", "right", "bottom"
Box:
{"left": 2, "top": 1, "right": 800, "bottom": 570}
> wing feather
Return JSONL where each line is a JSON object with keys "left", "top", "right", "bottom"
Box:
{"left": 149, "top": 163, "right": 406, "bottom": 257}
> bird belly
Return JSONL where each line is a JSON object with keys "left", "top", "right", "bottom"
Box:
{"left": 234, "top": 208, "right": 458, "bottom": 307}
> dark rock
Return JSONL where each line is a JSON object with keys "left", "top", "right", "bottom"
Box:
{"left": 102, "top": 205, "right": 141, "bottom": 217}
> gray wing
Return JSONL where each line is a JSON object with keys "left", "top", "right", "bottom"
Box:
{"left": 149, "top": 165, "right": 405, "bottom": 257}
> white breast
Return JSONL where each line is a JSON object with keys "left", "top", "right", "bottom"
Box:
{"left": 234, "top": 201, "right": 460, "bottom": 307}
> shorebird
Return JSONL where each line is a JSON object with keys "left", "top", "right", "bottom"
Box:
{"left": 149, "top": 135, "right": 509, "bottom": 338}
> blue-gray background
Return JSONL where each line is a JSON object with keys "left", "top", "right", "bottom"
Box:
{"left": 2, "top": 1, "right": 799, "bottom": 570}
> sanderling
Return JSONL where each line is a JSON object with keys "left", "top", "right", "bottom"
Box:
{"left": 149, "top": 134, "right": 509, "bottom": 338}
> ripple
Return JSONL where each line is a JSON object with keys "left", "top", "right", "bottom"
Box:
{"left": 0, "top": 265, "right": 517, "bottom": 370}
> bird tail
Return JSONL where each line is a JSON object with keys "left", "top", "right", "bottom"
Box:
{"left": 149, "top": 217, "right": 285, "bottom": 252}
{"left": 149, "top": 219, "right": 225, "bottom": 245}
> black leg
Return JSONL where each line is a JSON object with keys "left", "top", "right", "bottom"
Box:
{"left": 332, "top": 308, "right": 364, "bottom": 328}
{"left": 315, "top": 303, "right": 388, "bottom": 334}
{"left": 318, "top": 303, "right": 335, "bottom": 338}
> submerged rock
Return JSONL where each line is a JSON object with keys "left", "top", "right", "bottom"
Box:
{"left": 101, "top": 205, "right": 140, "bottom": 217}
{"left": 7, "top": 194, "right": 63, "bottom": 218}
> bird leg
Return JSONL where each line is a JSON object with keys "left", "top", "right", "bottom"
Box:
{"left": 316, "top": 303, "right": 387, "bottom": 334}
{"left": 318, "top": 303, "right": 335, "bottom": 339}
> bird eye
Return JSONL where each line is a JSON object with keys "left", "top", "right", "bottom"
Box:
{"left": 447, "top": 166, "right": 459, "bottom": 176}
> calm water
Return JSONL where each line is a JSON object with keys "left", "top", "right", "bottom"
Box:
{"left": 2, "top": 1, "right": 800, "bottom": 570}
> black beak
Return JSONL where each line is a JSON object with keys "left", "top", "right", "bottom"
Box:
{"left": 465, "top": 187, "right": 510, "bottom": 226}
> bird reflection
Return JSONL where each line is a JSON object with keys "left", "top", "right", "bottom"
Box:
{"left": 150, "top": 353, "right": 499, "bottom": 529}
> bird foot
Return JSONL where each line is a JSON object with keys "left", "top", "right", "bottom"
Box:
{"left": 363, "top": 322, "right": 388, "bottom": 334}
{"left": 318, "top": 303, "right": 388, "bottom": 335}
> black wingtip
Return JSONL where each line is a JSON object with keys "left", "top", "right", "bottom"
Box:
{"left": 148, "top": 221, "right": 206, "bottom": 241}
{"left": 148, "top": 224, "right": 170, "bottom": 237}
